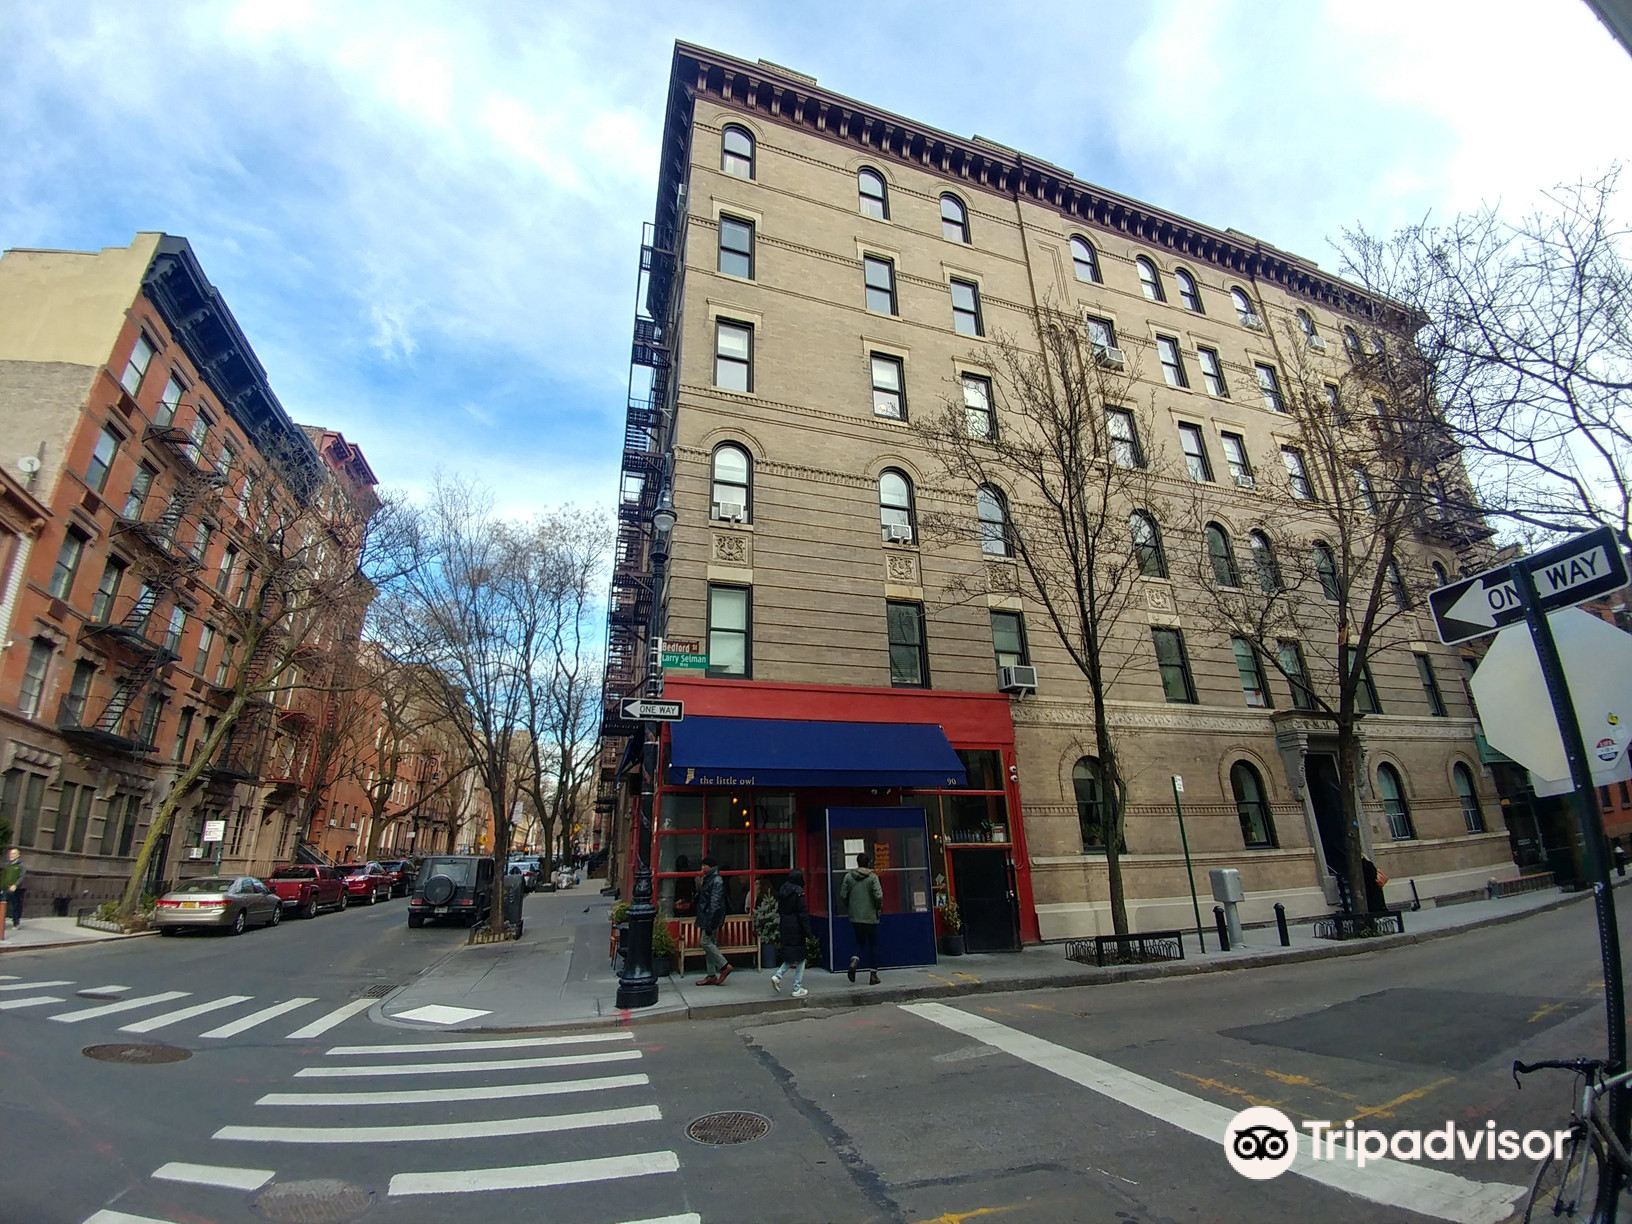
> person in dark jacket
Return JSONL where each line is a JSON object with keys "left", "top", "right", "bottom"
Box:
{"left": 2, "top": 848, "right": 24, "bottom": 927}
{"left": 840, "top": 851, "right": 885, "bottom": 984}
{"left": 769, "top": 868, "right": 811, "bottom": 998}
{"left": 694, "top": 856, "right": 731, "bottom": 986}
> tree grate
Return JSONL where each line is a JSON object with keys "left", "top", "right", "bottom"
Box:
{"left": 686, "top": 1110, "right": 772, "bottom": 1145}
{"left": 252, "top": 1179, "right": 375, "bottom": 1224}
{"left": 82, "top": 1043, "right": 191, "bottom": 1064}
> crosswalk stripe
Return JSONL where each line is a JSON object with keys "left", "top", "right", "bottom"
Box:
{"left": 0, "top": 995, "right": 65, "bottom": 1011}
{"left": 0, "top": 980, "right": 72, "bottom": 992}
{"left": 389, "top": 1150, "right": 680, "bottom": 1197}
{"left": 52, "top": 991, "right": 188, "bottom": 1023}
{"left": 152, "top": 1162, "right": 274, "bottom": 1191}
{"left": 0, "top": 974, "right": 18, "bottom": 980}
{"left": 326, "top": 1031, "right": 635, "bottom": 1056}
{"left": 616, "top": 1215, "right": 703, "bottom": 1224}
{"left": 83, "top": 1211, "right": 179, "bottom": 1224}
{"left": 294, "top": 1049, "right": 642, "bottom": 1078}
{"left": 121, "top": 995, "right": 252, "bottom": 1034}
{"left": 79, "top": 985, "right": 132, "bottom": 997}
{"left": 216, "top": 1103, "right": 661, "bottom": 1144}
{"left": 284, "top": 998, "right": 373, "bottom": 1039}
{"left": 258, "top": 1073, "right": 651, "bottom": 1107}
{"left": 201, "top": 997, "right": 316, "bottom": 1039}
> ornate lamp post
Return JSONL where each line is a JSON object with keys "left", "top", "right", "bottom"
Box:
{"left": 616, "top": 487, "right": 676, "bottom": 1009}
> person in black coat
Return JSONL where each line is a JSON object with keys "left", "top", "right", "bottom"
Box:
{"left": 770, "top": 868, "right": 812, "bottom": 998}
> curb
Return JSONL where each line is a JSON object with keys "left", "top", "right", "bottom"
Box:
{"left": 0, "top": 929, "right": 157, "bottom": 954}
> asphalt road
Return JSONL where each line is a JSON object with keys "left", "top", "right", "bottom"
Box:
{"left": 2, "top": 886, "right": 1628, "bottom": 1224}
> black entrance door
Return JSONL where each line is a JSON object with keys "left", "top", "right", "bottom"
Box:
{"left": 1306, "top": 753, "right": 1349, "bottom": 882}
{"left": 951, "top": 847, "right": 1018, "bottom": 952}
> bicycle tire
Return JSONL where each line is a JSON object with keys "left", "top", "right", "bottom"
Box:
{"left": 1526, "top": 1127, "right": 1590, "bottom": 1223}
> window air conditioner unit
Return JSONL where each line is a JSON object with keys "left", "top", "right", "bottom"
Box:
{"left": 1234, "top": 472, "right": 1257, "bottom": 489}
{"left": 885, "top": 523, "right": 914, "bottom": 544}
{"left": 1306, "top": 335, "right": 1327, "bottom": 352}
{"left": 713, "top": 501, "right": 745, "bottom": 523}
{"left": 998, "top": 665, "right": 1038, "bottom": 694}
{"left": 1242, "top": 313, "right": 1264, "bottom": 331}
{"left": 187, "top": 847, "right": 205, "bottom": 859}
{"left": 1093, "top": 344, "right": 1126, "bottom": 369}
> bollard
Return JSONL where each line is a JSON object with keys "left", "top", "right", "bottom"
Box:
{"left": 1274, "top": 901, "right": 1290, "bottom": 947}
{"left": 1213, "top": 904, "right": 1231, "bottom": 952}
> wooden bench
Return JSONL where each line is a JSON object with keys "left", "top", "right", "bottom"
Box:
{"left": 674, "top": 915, "right": 761, "bottom": 972}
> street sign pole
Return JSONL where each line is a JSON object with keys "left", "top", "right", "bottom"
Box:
{"left": 1172, "top": 776, "right": 1205, "bottom": 954}
{"left": 1513, "top": 558, "right": 1627, "bottom": 1214}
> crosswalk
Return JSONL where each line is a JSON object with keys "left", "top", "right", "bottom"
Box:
{"left": 80, "top": 1028, "right": 700, "bottom": 1224}
{"left": 0, "top": 972, "right": 380, "bottom": 1043}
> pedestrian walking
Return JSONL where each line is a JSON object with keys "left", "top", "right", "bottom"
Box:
{"left": 693, "top": 856, "right": 732, "bottom": 986}
{"left": 840, "top": 851, "right": 884, "bottom": 984}
{"left": 770, "top": 868, "right": 811, "bottom": 998}
{"left": 2, "top": 847, "right": 25, "bottom": 928}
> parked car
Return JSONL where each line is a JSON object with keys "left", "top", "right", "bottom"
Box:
{"left": 265, "top": 864, "right": 347, "bottom": 918}
{"left": 407, "top": 855, "right": 496, "bottom": 927}
{"left": 335, "top": 861, "right": 392, "bottom": 905}
{"left": 376, "top": 859, "right": 414, "bottom": 898}
{"left": 154, "top": 876, "right": 283, "bottom": 935}
{"left": 506, "top": 856, "right": 542, "bottom": 891}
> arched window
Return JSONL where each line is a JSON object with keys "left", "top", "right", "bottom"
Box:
{"left": 1073, "top": 756, "right": 1118, "bottom": 852}
{"left": 1453, "top": 763, "right": 1485, "bottom": 833}
{"left": 1130, "top": 510, "right": 1167, "bottom": 578}
{"left": 879, "top": 469, "right": 915, "bottom": 543}
{"left": 1297, "top": 309, "right": 1318, "bottom": 340}
{"left": 1231, "top": 287, "right": 1256, "bottom": 325}
{"left": 721, "top": 125, "right": 755, "bottom": 179}
{"left": 1176, "top": 268, "right": 1203, "bottom": 312}
{"left": 1377, "top": 763, "right": 1414, "bottom": 839}
{"left": 1070, "top": 236, "right": 1101, "bottom": 283}
{"left": 858, "top": 168, "right": 888, "bottom": 220}
{"left": 940, "top": 194, "right": 969, "bottom": 243}
{"left": 1206, "top": 522, "right": 1240, "bottom": 587}
{"left": 1249, "top": 530, "right": 1280, "bottom": 593}
{"left": 1136, "top": 256, "right": 1165, "bottom": 303}
{"left": 976, "top": 485, "right": 1010, "bottom": 557}
{"left": 1231, "top": 761, "right": 1276, "bottom": 848}
{"left": 1313, "top": 542, "right": 1341, "bottom": 601}
{"left": 1387, "top": 560, "right": 1412, "bottom": 609}
{"left": 711, "top": 444, "right": 751, "bottom": 521}
{"left": 1432, "top": 561, "right": 1449, "bottom": 587}
{"left": 1343, "top": 325, "right": 1363, "bottom": 355}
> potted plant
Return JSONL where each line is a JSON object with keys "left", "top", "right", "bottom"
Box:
{"left": 753, "top": 884, "right": 780, "bottom": 967}
{"left": 610, "top": 900, "right": 631, "bottom": 967}
{"left": 652, "top": 920, "right": 678, "bottom": 978}
{"left": 938, "top": 899, "right": 965, "bottom": 956}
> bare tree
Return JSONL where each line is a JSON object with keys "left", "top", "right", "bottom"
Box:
{"left": 914, "top": 305, "right": 1160, "bottom": 936}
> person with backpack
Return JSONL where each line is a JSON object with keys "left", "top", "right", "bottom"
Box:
{"left": 839, "top": 851, "right": 884, "bottom": 984}
{"left": 693, "top": 856, "right": 731, "bottom": 986}
{"left": 769, "top": 868, "right": 811, "bottom": 999}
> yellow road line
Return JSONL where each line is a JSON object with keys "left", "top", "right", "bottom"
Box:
{"left": 1529, "top": 1001, "right": 1567, "bottom": 1024}
{"left": 1174, "top": 1072, "right": 1283, "bottom": 1110}
{"left": 1226, "top": 1061, "right": 1364, "bottom": 1105}
{"left": 1352, "top": 1075, "right": 1455, "bottom": 1122}
{"left": 919, "top": 1207, "right": 1017, "bottom": 1223}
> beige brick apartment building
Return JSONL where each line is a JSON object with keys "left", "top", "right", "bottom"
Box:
{"left": 600, "top": 44, "right": 1515, "bottom": 959}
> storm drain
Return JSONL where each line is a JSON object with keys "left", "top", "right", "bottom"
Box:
{"left": 360, "top": 983, "right": 397, "bottom": 998}
{"left": 253, "top": 1179, "right": 374, "bottom": 1224}
{"left": 82, "top": 1043, "right": 190, "bottom": 1065}
{"left": 686, "top": 1110, "right": 772, "bottom": 1145}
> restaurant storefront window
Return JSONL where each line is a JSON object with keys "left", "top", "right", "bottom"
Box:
{"left": 655, "top": 791, "right": 795, "bottom": 919}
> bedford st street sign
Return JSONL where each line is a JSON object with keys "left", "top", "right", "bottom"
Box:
{"left": 1429, "top": 526, "right": 1630, "bottom": 646}
{"left": 620, "top": 698, "right": 684, "bottom": 722}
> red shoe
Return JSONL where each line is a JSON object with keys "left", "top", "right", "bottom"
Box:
{"left": 718, "top": 964, "right": 734, "bottom": 984}
{"left": 696, "top": 976, "right": 721, "bottom": 986}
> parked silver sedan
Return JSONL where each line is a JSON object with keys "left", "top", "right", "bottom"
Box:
{"left": 153, "top": 876, "right": 283, "bottom": 936}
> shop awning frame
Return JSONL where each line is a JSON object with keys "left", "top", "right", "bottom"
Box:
{"left": 665, "top": 716, "right": 968, "bottom": 789}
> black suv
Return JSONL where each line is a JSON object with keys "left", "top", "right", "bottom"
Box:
{"left": 407, "top": 855, "right": 495, "bottom": 928}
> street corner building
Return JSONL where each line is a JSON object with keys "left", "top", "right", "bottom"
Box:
{"left": 593, "top": 44, "right": 1520, "bottom": 961}
{"left": 0, "top": 233, "right": 431, "bottom": 917}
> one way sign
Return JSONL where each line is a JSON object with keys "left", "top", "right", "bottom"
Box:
{"left": 1429, "top": 525, "right": 1630, "bottom": 645}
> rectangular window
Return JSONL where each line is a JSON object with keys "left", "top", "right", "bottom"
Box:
{"left": 163, "top": 605, "right": 187, "bottom": 653}
{"left": 238, "top": 564, "right": 256, "bottom": 609}
{"left": 864, "top": 255, "right": 897, "bottom": 314}
{"left": 1324, "top": 382, "right": 1345, "bottom": 423}
{"left": 1282, "top": 447, "right": 1314, "bottom": 499}
{"left": 1256, "top": 363, "right": 1285, "bottom": 413}
{"left": 990, "top": 610, "right": 1029, "bottom": 671}
{"left": 1345, "top": 646, "right": 1381, "bottom": 714}
{"left": 962, "top": 374, "right": 995, "bottom": 439}
{"left": 1198, "top": 346, "right": 1228, "bottom": 396}
{"left": 1178, "top": 423, "right": 1213, "bottom": 482}
{"left": 1415, "top": 653, "right": 1447, "bottom": 716}
{"left": 86, "top": 425, "right": 120, "bottom": 492}
{"left": 120, "top": 334, "right": 155, "bottom": 396}
{"left": 56, "top": 781, "right": 96, "bottom": 853}
{"left": 1152, "top": 627, "right": 1198, "bottom": 703}
{"left": 62, "top": 659, "right": 96, "bottom": 725}
{"left": 194, "top": 623, "right": 216, "bottom": 675}
{"left": 217, "top": 544, "right": 239, "bottom": 594}
{"left": 717, "top": 215, "right": 754, "bottom": 278}
{"left": 886, "top": 600, "right": 929, "bottom": 687}
{"left": 870, "top": 353, "right": 906, "bottom": 420}
{"left": 190, "top": 522, "right": 211, "bottom": 562}
{"left": 156, "top": 374, "right": 185, "bottom": 427}
{"left": 1232, "top": 637, "right": 1273, "bottom": 708}
{"left": 174, "top": 707, "right": 195, "bottom": 762}
{"left": 122, "top": 462, "right": 157, "bottom": 520}
{"left": 1156, "top": 335, "right": 1188, "bottom": 388}
{"left": 19, "top": 639, "right": 52, "bottom": 718}
{"left": 714, "top": 320, "right": 753, "bottom": 392}
{"left": 1220, "top": 432, "right": 1252, "bottom": 484}
{"left": 707, "top": 584, "right": 751, "bottom": 678}
{"left": 1353, "top": 468, "right": 1377, "bottom": 512}
{"left": 1106, "top": 408, "right": 1143, "bottom": 468}
{"left": 950, "top": 278, "right": 983, "bottom": 336}
{"left": 137, "top": 691, "right": 163, "bottom": 746}
{"left": 214, "top": 638, "right": 236, "bottom": 687}
{"left": 1277, "top": 640, "right": 1316, "bottom": 710}
{"left": 187, "top": 413, "right": 210, "bottom": 463}
{"left": 1, "top": 770, "right": 48, "bottom": 848}
{"left": 1086, "top": 316, "right": 1117, "bottom": 352}
{"left": 48, "top": 529, "right": 87, "bottom": 600}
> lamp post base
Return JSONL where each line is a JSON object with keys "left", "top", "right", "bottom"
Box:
{"left": 615, "top": 975, "right": 659, "bottom": 1010}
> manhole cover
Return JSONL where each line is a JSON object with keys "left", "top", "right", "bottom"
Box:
{"left": 361, "top": 983, "right": 396, "bottom": 998}
{"left": 686, "top": 1110, "right": 772, "bottom": 1145}
{"left": 253, "top": 1179, "right": 374, "bottom": 1224}
{"left": 82, "top": 1043, "right": 191, "bottom": 1064}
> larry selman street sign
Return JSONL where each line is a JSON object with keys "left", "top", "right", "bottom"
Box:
{"left": 1429, "top": 526, "right": 1629, "bottom": 646}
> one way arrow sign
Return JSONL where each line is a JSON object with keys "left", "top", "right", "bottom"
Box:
{"left": 1429, "top": 526, "right": 1630, "bottom": 645}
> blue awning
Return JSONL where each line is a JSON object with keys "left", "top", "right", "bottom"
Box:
{"left": 666, "top": 717, "right": 967, "bottom": 789}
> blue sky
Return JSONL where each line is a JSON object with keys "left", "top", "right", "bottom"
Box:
{"left": 5, "top": 0, "right": 1631, "bottom": 517}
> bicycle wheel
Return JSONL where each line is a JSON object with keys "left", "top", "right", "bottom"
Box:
{"left": 1525, "top": 1127, "right": 1592, "bottom": 1223}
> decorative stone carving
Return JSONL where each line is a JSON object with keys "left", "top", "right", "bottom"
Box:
{"left": 986, "top": 562, "right": 1019, "bottom": 592}
{"left": 886, "top": 553, "right": 918, "bottom": 584}
{"left": 712, "top": 533, "right": 748, "bottom": 565}
{"left": 1144, "top": 586, "right": 1175, "bottom": 613}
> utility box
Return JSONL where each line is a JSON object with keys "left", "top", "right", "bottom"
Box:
{"left": 1209, "top": 868, "right": 1244, "bottom": 904}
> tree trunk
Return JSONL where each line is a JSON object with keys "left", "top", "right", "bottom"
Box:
{"left": 1096, "top": 715, "right": 1131, "bottom": 935}
{"left": 1336, "top": 724, "right": 1371, "bottom": 914}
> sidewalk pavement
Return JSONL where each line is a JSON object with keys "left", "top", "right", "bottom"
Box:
{"left": 375, "top": 878, "right": 1616, "bottom": 1033}
{"left": 0, "top": 915, "right": 153, "bottom": 953}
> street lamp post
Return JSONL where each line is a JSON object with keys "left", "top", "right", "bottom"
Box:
{"left": 616, "top": 487, "right": 676, "bottom": 1010}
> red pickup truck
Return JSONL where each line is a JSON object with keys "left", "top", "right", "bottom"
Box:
{"left": 264, "top": 865, "right": 347, "bottom": 918}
